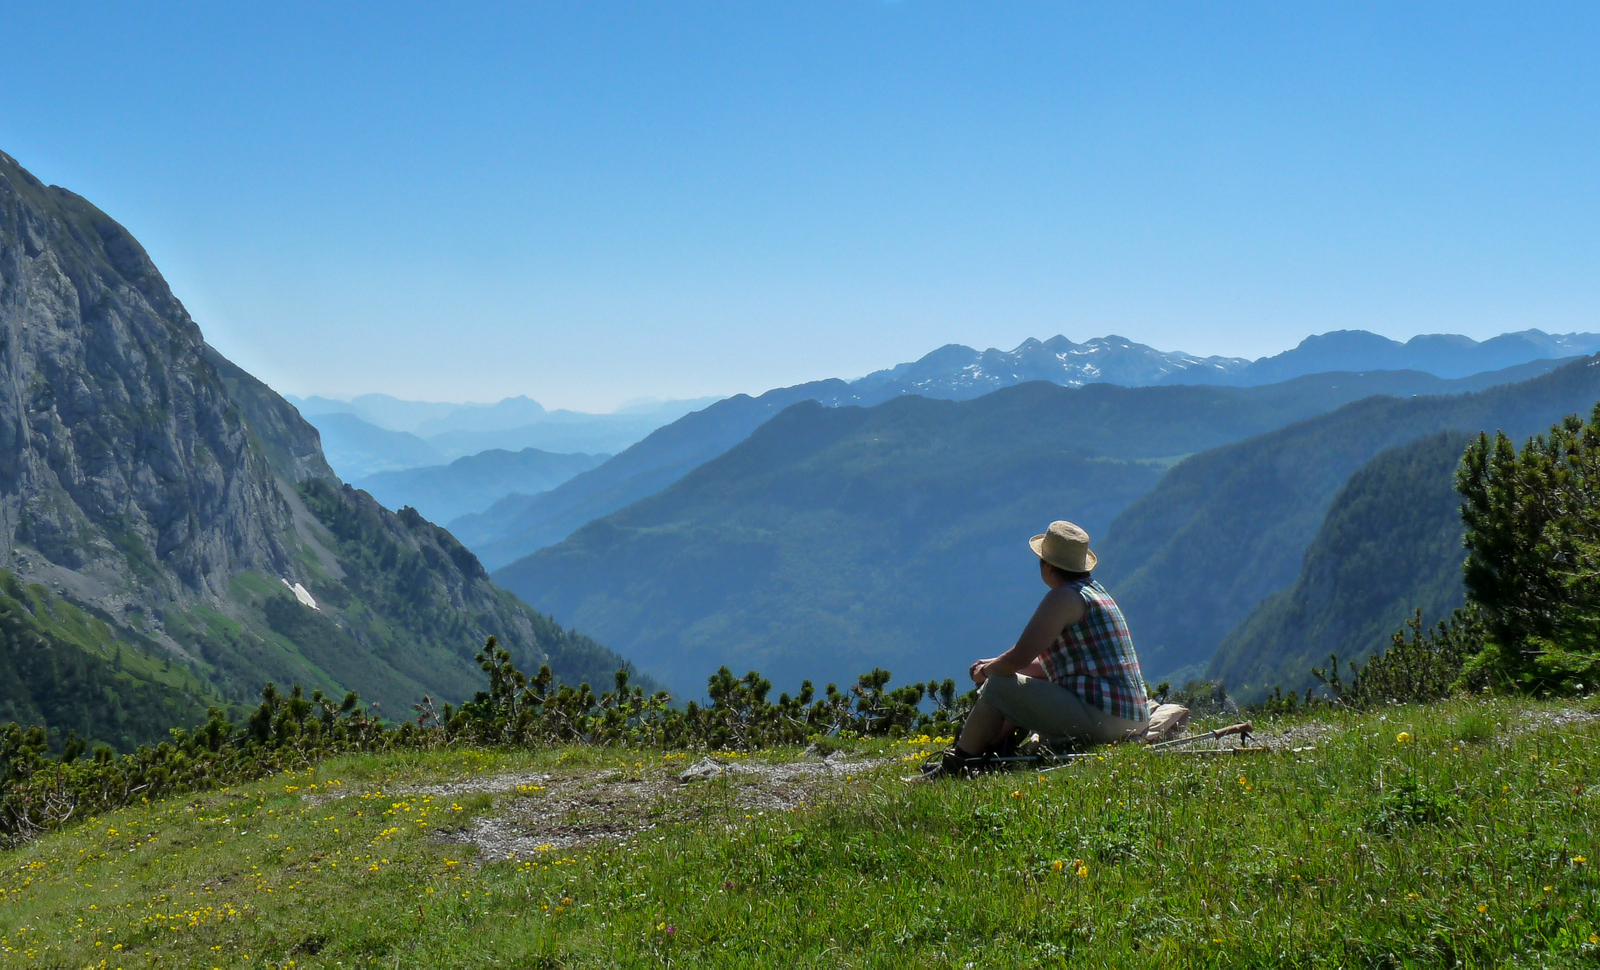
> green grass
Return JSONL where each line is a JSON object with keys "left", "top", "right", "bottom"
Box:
{"left": 5, "top": 698, "right": 1600, "bottom": 968}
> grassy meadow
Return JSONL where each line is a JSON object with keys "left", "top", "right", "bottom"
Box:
{"left": 3, "top": 698, "right": 1599, "bottom": 968}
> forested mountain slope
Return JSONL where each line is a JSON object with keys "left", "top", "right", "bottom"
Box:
{"left": 454, "top": 380, "right": 867, "bottom": 569}
{"left": 463, "top": 361, "right": 1563, "bottom": 571}
{"left": 491, "top": 371, "right": 1560, "bottom": 696}
{"left": 0, "top": 149, "right": 632, "bottom": 749}
{"left": 1096, "top": 356, "right": 1600, "bottom": 680}
{"left": 0, "top": 570, "right": 213, "bottom": 750}
{"left": 1208, "top": 432, "right": 1473, "bottom": 699}
{"left": 496, "top": 389, "right": 1162, "bottom": 695}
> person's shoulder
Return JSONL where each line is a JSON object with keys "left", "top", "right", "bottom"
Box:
{"left": 1043, "top": 581, "right": 1088, "bottom": 611}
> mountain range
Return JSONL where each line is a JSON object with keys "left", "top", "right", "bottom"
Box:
{"left": 850, "top": 329, "right": 1600, "bottom": 399}
{"left": 456, "top": 357, "right": 1573, "bottom": 572}
{"left": 354, "top": 448, "right": 609, "bottom": 526}
{"left": 289, "top": 393, "right": 719, "bottom": 479}
{"left": 492, "top": 359, "right": 1596, "bottom": 696}
{"left": 1207, "top": 330, "right": 1600, "bottom": 386}
{"left": 450, "top": 379, "right": 871, "bottom": 569}
{"left": 309, "top": 329, "right": 1600, "bottom": 554}
{"left": 850, "top": 335, "right": 1251, "bottom": 399}
{"left": 290, "top": 393, "right": 719, "bottom": 437}
{"left": 0, "top": 148, "right": 633, "bottom": 749}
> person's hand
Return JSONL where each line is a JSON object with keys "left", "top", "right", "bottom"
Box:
{"left": 969, "top": 658, "right": 992, "bottom": 685}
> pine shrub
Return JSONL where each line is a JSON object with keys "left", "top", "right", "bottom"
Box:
{"left": 0, "top": 636, "right": 974, "bottom": 845}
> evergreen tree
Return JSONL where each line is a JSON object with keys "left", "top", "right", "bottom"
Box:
{"left": 1457, "top": 403, "right": 1600, "bottom": 691}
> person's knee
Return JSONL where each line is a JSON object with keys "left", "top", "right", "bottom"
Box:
{"left": 977, "top": 674, "right": 1031, "bottom": 725}
{"left": 979, "top": 673, "right": 1023, "bottom": 703}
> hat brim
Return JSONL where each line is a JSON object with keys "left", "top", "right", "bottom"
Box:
{"left": 1029, "top": 534, "right": 1097, "bottom": 572}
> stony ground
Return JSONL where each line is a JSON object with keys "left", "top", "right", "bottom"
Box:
{"left": 397, "top": 721, "right": 1338, "bottom": 861}
{"left": 398, "top": 749, "right": 890, "bottom": 859}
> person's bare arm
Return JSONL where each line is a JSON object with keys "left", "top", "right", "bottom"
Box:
{"left": 970, "top": 586, "right": 1085, "bottom": 684}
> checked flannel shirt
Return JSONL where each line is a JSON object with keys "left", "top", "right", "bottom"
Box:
{"left": 1038, "top": 579, "right": 1149, "bottom": 722}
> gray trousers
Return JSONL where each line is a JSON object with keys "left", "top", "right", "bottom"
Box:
{"left": 978, "top": 673, "right": 1147, "bottom": 745}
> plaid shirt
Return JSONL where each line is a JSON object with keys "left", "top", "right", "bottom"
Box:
{"left": 1039, "top": 580, "right": 1149, "bottom": 722}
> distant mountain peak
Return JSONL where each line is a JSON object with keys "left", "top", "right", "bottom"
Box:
{"left": 1239, "top": 328, "right": 1600, "bottom": 385}
{"left": 848, "top": 327, "right": 1600, "bottom": 400}
{"left": 851, "top": 334, "right": 1251, "bottom": 400}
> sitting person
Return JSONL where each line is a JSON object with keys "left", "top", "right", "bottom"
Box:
{"left": 930, "top": 520, "right": 1149, "bottom": 778}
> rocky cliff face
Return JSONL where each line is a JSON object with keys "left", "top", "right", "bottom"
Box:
{"left": 0, "top": 150, "right": 636, "bottom": 746}
{"left": 0, "top": 151, "right": 298, "bottom": 607}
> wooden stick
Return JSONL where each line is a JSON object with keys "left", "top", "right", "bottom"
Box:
{"left": 1145, "top": 720, "right": 1254, "bottom": 751}
{"left": 1161, "top": 746, "right": 1269, "bottom": 756}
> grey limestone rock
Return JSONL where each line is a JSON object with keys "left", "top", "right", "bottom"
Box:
{"left": 678, "top": 757, "right": 727, "bottom": 782}
{"left": 0, "top": 150, "right": 299, "bottom": 603}
{"left": 0, "top": 149, "right": 637, "bottom": 731}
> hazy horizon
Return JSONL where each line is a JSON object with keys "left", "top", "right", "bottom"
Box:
{"left": 6, "top": 3, "right": 1595, "bottom": 411}
{"left": 281, "top": 326, "right": 1600, "bottom": 411}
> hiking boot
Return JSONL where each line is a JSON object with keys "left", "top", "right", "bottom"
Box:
{"left": 992, "top": 726, "right": 1031, "bottom": 758}
{"left": 903, "top": 747, "right": 986, "bottom": 783}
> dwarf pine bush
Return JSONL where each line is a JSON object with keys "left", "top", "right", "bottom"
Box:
{"left": 0, "top": 636, "right": 972, "bottom": 845}
{"left": 1313, "top": 608, "right": 1482, "bottom": 708}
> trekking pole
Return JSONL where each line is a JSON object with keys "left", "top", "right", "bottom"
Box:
{"left": 1145, "top": 720, "right": 1253, "bottom": 752}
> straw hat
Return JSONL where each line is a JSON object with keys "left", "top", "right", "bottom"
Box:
{"left": 1029, "top": 520, "right": 1097, "bottom": 573}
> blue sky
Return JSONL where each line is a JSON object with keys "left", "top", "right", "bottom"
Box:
{"left": 5, "top": 2, "right": 1596, "bottom": 410}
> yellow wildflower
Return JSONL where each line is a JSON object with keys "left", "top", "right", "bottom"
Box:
{"left": 1396, "top": 732, "right": 1411, "bottom": 744}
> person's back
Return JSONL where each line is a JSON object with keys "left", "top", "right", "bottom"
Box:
{"left": 1040, "top": 578, "right": 1148, "bottom": 723}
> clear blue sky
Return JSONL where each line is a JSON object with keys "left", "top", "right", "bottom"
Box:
{"left": 6, "top": 2, "right": 1596, "bottom": 410}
